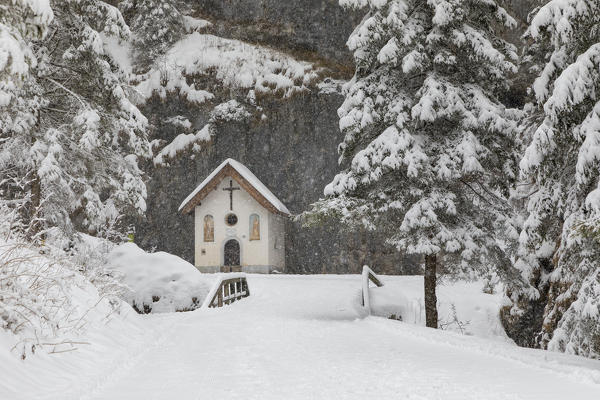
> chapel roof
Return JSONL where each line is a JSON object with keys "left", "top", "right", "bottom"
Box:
{"left": 179, "top": 158, "right": 291, "bottom": 216}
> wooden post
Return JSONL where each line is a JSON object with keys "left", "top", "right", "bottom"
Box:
{"left": 424, "top": 254, "right": 438, "bottom": 328}
{"left": 242, "top": 278, "right": 249, "bottom": 296}
{"left": 361, "top": 265, "right": 384, "bottom": 313}
{"left": 224, "top": 282, "right": 230, "bottom": 304}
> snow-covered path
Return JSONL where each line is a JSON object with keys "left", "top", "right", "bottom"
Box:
{"left": 84, "top": 275, "right": 600, "bottom": 400}
{"left": 3, "top": 275, "right": 600, "bottom": 400}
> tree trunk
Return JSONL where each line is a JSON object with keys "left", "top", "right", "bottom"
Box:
{"left": 27, "top": 172, "right": 43, "bottom": 240}
{"left": 424, "top": 253, "right": 438, "bottom": 328}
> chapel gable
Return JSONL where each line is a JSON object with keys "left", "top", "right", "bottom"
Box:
{"left": 179, "top": 159, "right": 289, "bottom": 274}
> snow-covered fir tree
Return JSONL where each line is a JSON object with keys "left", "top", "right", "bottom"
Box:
{"left": 498, "top": 0, "right": 557, "bottom": 348}
{"left": 507, "top": 0, "right": 600, "bottom": 358}
{"left": 0, "top": 0, "right": 150, "bottom": 238}
{"left": 1, "top": 0, "right": 53, "bottom": 236}
{"left": 312, "top": 0, "right": 521, "bottom": 327}
{"left": 125, "top": 0, "right": 185, "bottom": 71}
{"left": 0, "top": 0, "right": 52, "bottom": 138}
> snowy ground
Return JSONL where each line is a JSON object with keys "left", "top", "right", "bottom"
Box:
{"left": 2, "top": 274, "right": 600, "bottom": 399}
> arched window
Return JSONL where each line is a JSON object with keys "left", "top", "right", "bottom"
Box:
{"left": 203, "top": 215, "right": 214, "bottom": 242}
{"left": 249, "top": 214, "right": 260, "bottom": 241}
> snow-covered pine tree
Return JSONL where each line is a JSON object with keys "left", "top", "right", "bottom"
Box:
{"left": 509, "top": 0, "right": 600, "bottom": 358}
{"left": 0, "top": 0, "right": 150, "bottom": 238}
{"left": 1, "top": 0, "right": 53, "bottom": 236}
{"left": 498, "top": 0, "right": 558, "bottom": 348}
{"left": 126, "top": 0, "right": 185, "bottom": 71}
{"left": 313, "top": 0, "right": 521, "bottom": 327}
{"left": 0, "top": 0, "right": 52, "bottom": 136}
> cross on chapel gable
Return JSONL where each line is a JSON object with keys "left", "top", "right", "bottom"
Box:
{"left": 223, "top": 179, "right": 240, "bottom": 210}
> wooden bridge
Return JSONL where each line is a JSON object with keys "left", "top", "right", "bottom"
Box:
{"left": 204, "top": 274, "right": 250, "bottom": 308}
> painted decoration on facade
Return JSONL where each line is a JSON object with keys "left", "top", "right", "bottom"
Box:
{"left": 204, "top": 215, "right": 214, "bottom": 242}
{"left": 250, "top": 214, "right": 260, "bottom": 241}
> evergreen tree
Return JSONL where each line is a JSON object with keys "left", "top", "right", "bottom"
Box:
{"left": 127, "top": 0, "right": 185, "bottom": 71}
{"left": 1, "top": 0, "right": 53, "bottom": 235}
{"left": 0, "top": 0, "right": 52, "bottom": 137}
{"left": 0, "top": 0, "right": 151, "bottom": 238}
{"left": 499, "top": 0, "right": 557, "bottom": 348}
{"left": 508, "top": 0, "right": 600, "bottom": 358}
{"left": 312, "top": 0, "right": 521, "bottom": 327}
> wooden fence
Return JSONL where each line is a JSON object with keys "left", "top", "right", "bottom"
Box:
{"left": 205, "top": 274, "right": 250, "bottom": 308}
{"left": 361, "top": 265, "right": 384, "bottom": 314}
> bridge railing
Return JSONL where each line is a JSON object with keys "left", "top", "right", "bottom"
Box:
{"left": 202, "top": 273, "right": 250, "bottom": 308}
{"left": 361, "top": 265, "right": 384, "bottom": 314}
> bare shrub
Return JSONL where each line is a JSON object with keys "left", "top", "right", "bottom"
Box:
{"left": 0, "top": 203, "right": 126, "bottom": 359}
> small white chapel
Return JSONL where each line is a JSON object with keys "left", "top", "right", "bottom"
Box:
{"left": 179, "top": 159, "right": 290, "bottom": 273}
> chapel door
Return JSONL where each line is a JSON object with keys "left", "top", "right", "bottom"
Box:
{"left": 224, "top": 239, "right": 240, "bottom": 266}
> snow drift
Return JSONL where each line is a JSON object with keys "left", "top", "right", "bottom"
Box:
{"left": 0, "top": 231, "right": 131, "bottom": 360}
{"left": 106, "top": 243, "right": 213, "bottom": 313}
{"left": 367, "top": 277, "right": 509, "bottom": 339}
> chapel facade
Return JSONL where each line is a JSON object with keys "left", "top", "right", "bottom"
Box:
{"left": 179, "top": 159, "right": 290, "bottom": 273}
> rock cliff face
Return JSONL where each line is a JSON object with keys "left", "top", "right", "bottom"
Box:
{"left": 133, "top": 0, "right": 409, "bottom": 275}
{"left": 135, "top": 0, "right": 531, "bottom": 274}
{"left": 192, "top": 0, "right": 362, "bottom": 72}
{"left": 137, "top": 84, "right": 417, "bottom": 273}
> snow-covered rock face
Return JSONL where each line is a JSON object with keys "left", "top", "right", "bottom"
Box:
{"left": 135, "top": 33, "right": 319, "bottom": 105}
{"left": 130, "top": 1, "right": 414, "bottom": 275}
{"left": 137, "top": 91, "right": 419, "bottom": 275}
{"left": 191, "top": 0, "right": 364, "bottom": 68}
{"left": 106, "top": 243, "right": 213, "bottom": 313}
{"left": 132, "top": 0, "right": 529, "bottom": 275}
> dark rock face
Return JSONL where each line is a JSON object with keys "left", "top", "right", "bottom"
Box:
{"left": 505, "top": 0, "right": 538, "bottom": 23}
{"left": 130, "top": 0, "right": 422, "bottom": 275}
{"left": 192, "top": 0, "right": 363, "bottom": 72}
{"left": 136, "top": 89, "right": 418, "bottom": 274}
{"left": 135, "top": 0, "right": 532, "bottom": 275}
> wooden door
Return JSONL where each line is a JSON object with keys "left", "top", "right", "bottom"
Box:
{"left": 224, "top": 239, "right": 240, "bottom": 266}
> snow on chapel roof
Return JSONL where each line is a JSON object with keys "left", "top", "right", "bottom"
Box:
{"left": 179, "top": 158, "right": 290, "bottom": 216}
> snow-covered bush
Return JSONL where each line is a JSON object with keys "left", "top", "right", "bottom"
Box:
{"left": 0, "top": 206, "right": 128, "bottom": 359}
{"left": 106, "top": 243, "right": 213, "bottom": 313}
{"left": 0, "top": 241, "right": 71, "bottom": 346}
{"left": 63, "top": 231, "right": 128, "bottom": 304}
